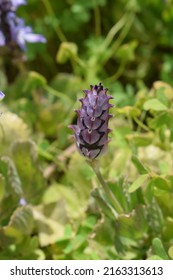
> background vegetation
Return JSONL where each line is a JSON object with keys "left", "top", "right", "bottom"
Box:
{"left": 0, "top": 0, "right": 173, "bottom": 260}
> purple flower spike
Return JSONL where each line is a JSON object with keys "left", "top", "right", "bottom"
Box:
{"left": 69, "top": 83, "right": 113, "bottom": 160}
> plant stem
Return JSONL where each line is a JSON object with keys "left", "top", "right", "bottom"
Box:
{"left": 42, "top": 0, "right": 67, "bottom": 42}
{"left": 94, "top": 5, "right": 101, "bottom": 37}
{"left": 88, "top": 160, "right": 124, "bottom": 214}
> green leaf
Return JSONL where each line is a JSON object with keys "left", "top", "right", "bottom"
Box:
{"left": 149, "top": 112, "right": 171, "bottom": 129}
{"left": 116, "top": 106, "right": 140, "bottom": 117}
{"left": 147, "top": 255, "right": 163, "bottom": 260}
{"left": 0, "top": 156, "right": 23, "bottom": 197}
{"left": 0, "top": 206, "right": 34, "bottom": 246}
{"left": 115, "top": 205, "right": 148, "bottom": 239}
{"left": 132, "top": 155, "right": 149, "bottom": 174}
{"left": 126, "top": 133, "right": 153, "bottom": 146}
{"left": 23, "top": 71, "right": 47, "bottom": 92}
{"left": 0, "top": 174, "right": 5, "bottom": 201}
{"left": 168, "top": 246, "right": 173, "bottom": 260}
{"left": 128, "top": 174, "right": 149, "bottom": 193}
{"left": 152, "top": 238, "right": 169, "bottom": 260}
{"left": 152, "top": 176, "right": 170, "bottom": 190}
{"left": 153, "top": 81, "right": 173, "bottom": 101}
{"left": 63, "top": 234, "right": 87, "bottom": 254}
{"left": 56, "top": 42, "right": 78, "bottom": 64}
{"left": 91, "top": 188, "right": 118, "bottom": 219}
{"left": 32, "top": 201, "right": 69, "bottom": 247}
{"left": 9, "top": 206, "right": 34, "bottom": 235}
{"left": 11, "top": 140, "right": 45, "bottom": 204}
{"left": 143, "top": 98, "right": 168, "bottom": 111}
{"left": 0, "top": 112, "right": 30, "bottom": 153}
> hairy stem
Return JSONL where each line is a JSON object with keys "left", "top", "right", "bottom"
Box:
{"left": 88, "top": 160, "right": 124, "bottom": 214}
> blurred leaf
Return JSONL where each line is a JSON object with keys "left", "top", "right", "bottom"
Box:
{"left": 0, "top": 206, "right": 34, "bottom": 246}
{"left": 147, "top": 255, "right": 163, "bottom": 260}
{"left": 168, "top": 245, "right": 173, "bottom": 260}
{"left": 8, "top": 206, "right": 33, "bottom": 235}
{"left": 0, "top": 156, "right": 23, "bottom": 198}
{"left": 115, "top": 41, "right": 138, "bottom": 62}
{"left": 153, "top": 81, "right": 173, "bottom": 101}
{"left": 149, "top": 112, "right": 171, "bottom": 129}
{"left": 132, "top": 155, "right": 149, "bottom": 174}
{"left": 33, "top": 202, "right": 68, "bottom": 247}
{"left": 11, "top": 140, "right": 45, "bottom": 204}
{"left": 57, "top": 42, "right": 78, "bottom": 64}
{"left": 23, "top": 71, "right": 47, "bottom": 92}
{"left": 63, "top": 235, "right": 87, "bottom": 255}
{"left": 0, "top": 174, "right": 5, "bottom": 202}
{"left": 126, "top": 133, "right": 153, "bottom": 146}
{"left": 152, "top": 176, "right": 170, "bottom": 190}
{"left": 0, "top": 111, "right": 30, "bottom": 152}
{"left": 116, "top": 106, "right": 140, "bottom": 117}
{"left": 43, "top": 181, "right": 91, "bottom": 220}
{"left": 143, "top": 98, "right": 168, "bottom": 111}
{"left": 128, "top": 174, "right": 149, "bottom": 193}
{"left": 163, "top": 217, "right": 173, "bottom": 241}
{"left": 91, "top": 188, "right": 117, "bottom": 219}
{"left": 152, "top": 238, "right": 169, "bottom": 260}
{"left": 115, "top": 205, "right": 148, "bottom": 239}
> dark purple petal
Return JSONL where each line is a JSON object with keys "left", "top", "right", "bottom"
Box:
{"left": 81, "top": 129, "right": 100, "bottom": 144}
{"left": 86, "top": 105, "right": 94, "bottom": 117}
{"left": 99, "top": 121, "right": 108, "bottom": 132}
{"left": 88, "top": 92, "right": 97, "bottom": 107}
{"left": 97, "top": 133, "right": 108, "bottom": 145}
{"left": 83, "top": 116, "right": 102, "bottom": 130}
{"left": 100, "top": 111, "right": 109, "bottom": 121}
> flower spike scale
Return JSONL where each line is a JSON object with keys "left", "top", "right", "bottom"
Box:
{"left": 69, "top": 82, "right": 113, "bottom": 160}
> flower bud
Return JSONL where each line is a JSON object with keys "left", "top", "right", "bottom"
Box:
{"left": 69, "top": 82, "right": 113, "bottom": 160}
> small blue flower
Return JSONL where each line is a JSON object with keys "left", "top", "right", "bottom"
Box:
{"left": 11, "top": 0, "right": 26, "bottom": 9}
{"left": 19, "top": 197, "right": 27, "bottom": 206}
{"left": 0, "top": 0, "right": 46, "bottom": 51}
{"left": 0, "top": 0, "right": 26, "bottom": 11}
{"left": 0, "top": 91, "right": 5, "bottom": 100}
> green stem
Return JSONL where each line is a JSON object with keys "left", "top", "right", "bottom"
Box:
{"left": 103, "top": 61, "right": 126, "bottom": 83}
{"left": 42, "top": 0, "right": 67, "bottom": 42}
{"left": 133, "top": 116, "right": 150, "bottom": 132}
{"left": 45, "top": 85, "right": 72, "bottom": 103}
{"left": 94, "top": 5, "right": 101, "bottom": 37}
{"left": 112, "top": 14, "right": 134, "bottom": 51}
{"left": 88, "top": 160, "right": 124, "bottom": 214}
{"left": 103, "top": 14, "right": 128, "bottom": 48}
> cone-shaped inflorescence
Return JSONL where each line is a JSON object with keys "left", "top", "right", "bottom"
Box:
{"left": 69, "top": 82, "right": 113, "bottom": 160}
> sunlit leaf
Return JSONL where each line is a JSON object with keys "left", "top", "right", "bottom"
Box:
{"left": 143, "top": 98, "right": 168, "bottom": 111}
{"left": 128, "top": 174, "right": 149, "bottom": 193}
{"left": 11, "top": 140, "right": 45, "bottom": 204}
{"left": 56, "top": 42, "right": 78, "bottom": 64}
{"left": 0, "top": 174, "right": 5, "bottom": 201}
{"left": 115, "top": 205, "right": 148, "bottom": 239}
{"left": 168, "top": 246, "right": 173, "bottom": 260}
{"left": 152, "top": 238, "right": 169, "bottom": 260}
{"left": 132, "top": 155, "right": 149, "bottom": 174}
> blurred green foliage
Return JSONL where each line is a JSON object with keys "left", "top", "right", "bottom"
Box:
{"left": 0, "top": 0, "right": 173, "bottom": 260}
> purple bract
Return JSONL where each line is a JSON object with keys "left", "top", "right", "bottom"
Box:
{"left": 69, "top": 83, "right": 113, "bottom": 160}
